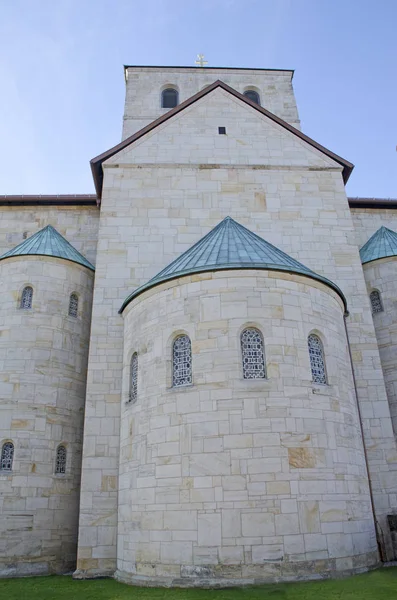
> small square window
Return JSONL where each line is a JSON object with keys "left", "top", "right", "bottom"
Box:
{"left": 218, "top": 127, "right": 226, "bottom": 135}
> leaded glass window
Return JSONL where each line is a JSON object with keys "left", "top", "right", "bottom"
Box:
{"left": 129, "top": 353, "right": 138, "bottom": 403}
{"left": 241, "top": 328, "right": 266, "bottom": 379}
{"left": 1, "top": 442, "right": 14, "bottom": 471}
{"left": 55, "top": 445, "right": 66, "bottom": 474}
{"left": 161, "top": 88, "right": 178, "bottom": 108}
{"left": 172, "top": 335, "right": 192, "bottom": 387}
{"left": 68, "top": 293, "right": 78, "bottom": 318}
{"left": 308, "top": 334, "right": 327, "bottom": 384}
{"left": 20, "top": 286, "right": 33, "bottom": 309}
{"left": 244, "top": 90, "right": 261, "bottom": 105}
{"left": 370, "top": 290, "right": 383, "bottom": 314}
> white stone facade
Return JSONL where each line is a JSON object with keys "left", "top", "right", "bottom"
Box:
{"left": 122, "top": 66, "right": 300, "bottom": 138}
{"left": 117, "top": 271, "right": 377, "bottom": 584}
{"left": 0, "top": 255, "right": 94, "bottom": 576}
{"left": 0, "top": 65, "right": 397, "bottom": 585}
{"left": 362, "top": 258, "right": 397, "bottom": 438}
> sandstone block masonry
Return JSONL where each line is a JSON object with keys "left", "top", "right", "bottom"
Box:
{"left": 0, "top": 256, "right": 94, "bottom": 576}
{"left": 116, "top": 270, "right": 378, "bottom": 585}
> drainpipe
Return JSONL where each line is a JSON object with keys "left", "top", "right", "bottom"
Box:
{"left": 343, "top": 313, "right": 386, "bottom": 562}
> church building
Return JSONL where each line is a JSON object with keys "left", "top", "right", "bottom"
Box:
{"left": 1, "top": 64, "right": 397, "bottom": 586}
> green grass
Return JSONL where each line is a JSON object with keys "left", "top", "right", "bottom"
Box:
{"left": 0, "top": 569, "right": 396, "bottom": 600}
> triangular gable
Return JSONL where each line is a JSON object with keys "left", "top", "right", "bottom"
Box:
{"left": 91, "top": 80, "right": 354, "bottom": 199}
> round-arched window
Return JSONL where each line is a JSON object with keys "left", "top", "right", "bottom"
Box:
{"left": 241, "top": 328, "right": 266, "bottom": 379}
{"left": 243, "top": 90, "right": 261, "bottom": 105}
{"left": 161, "top": 88, "right": 178, "bottom": 109}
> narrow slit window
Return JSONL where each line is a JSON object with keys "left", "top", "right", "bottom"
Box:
{"left": 20, "top": 286, "right": 33, "bottom": 309}
{"left": 243, "top": 90, "right": 261, "bottom": 105}
{"left": 370, "top": 290, "right": 383, "bottom": 314}
{"left": 172, "top": 335, "right": 192, "bottom": 387}
{"left": 241, "top": 328, "right": 266, "bottom": 379}
{"left": 68, "top": 293, "right": 78, "bottom": 318}
{"left": 1, "top": 442, "right": 14, "bottom": 471}
{"left": 308, "top": 334, "right": 327, "bottom": 384}
{"left": 129, "top": 353, "right": 138, "bottom": 403}
{"left": 55, "top": 445, "right": 67, "bottom": 474}
{"left": 161, "top": 88, "right": 178, "bottom": 109}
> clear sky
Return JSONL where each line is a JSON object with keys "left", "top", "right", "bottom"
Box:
{"left": 0, "top": 0, "right": 395, "bottom": 197}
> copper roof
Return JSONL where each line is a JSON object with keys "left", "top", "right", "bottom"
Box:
{"left": 120, "top": 216, "right": 347, "bottom": 313}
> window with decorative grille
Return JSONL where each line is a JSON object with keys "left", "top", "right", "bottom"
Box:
{"left": 20, "top": 286, "right": 33, "bottom": 309}
{"left": 129, "top": 353, "right": 138, "bottom": 403}
{"left": 241, "top": 328, "right": 266, "bottom": 379}
{"left": 55, "top": 445, "right": 67, "bottom": 474}
{"left": 172, "top": 335, "right": 192, "bottom": 387}
{"left": 161, "top": 88, "right": 178, "bottom": 109}
{"left": 68, "top": 293, "right": 78, "bottom": 317}
{"left": 370, "top": 290, "right": 383, "bottom": 314}
{"left": 308, "top": 334, "right": 327, "bottom": 384}
{"left": 0, "top": 442, "right": 14, "bottom": 471}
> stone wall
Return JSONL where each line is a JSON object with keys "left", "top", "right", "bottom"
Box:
{"left": 362, "top": 257, "right": 397, "bottom": 438}
{"left": 351, "top": 208, "right": 397, "bottom": 249}
{"left": 122, "top": 66, "right": 300, "bottom": 138}
{"left": 0, "top": 205, "right": 99, "bottom": 267}
{"left": 116, "top": 270, "right": 377, "bottom": 585}
{"left": 0, "top": 256, "right": 94, "bottom": 576}
{"left": 76, "top": 85, "right": 397, "bottom": 578}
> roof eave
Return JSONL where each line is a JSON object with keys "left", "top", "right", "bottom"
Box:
{"left": 119, "top": 264, "right": 347, "bottom": 315}
{"left": 0, "top": 252, "right": 95, "bottom": 272}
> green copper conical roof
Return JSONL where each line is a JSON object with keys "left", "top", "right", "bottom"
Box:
{"left": 360, "top": 226, "right": 397, "bottom": 265}
{"left": 0, "top": 225, "right": 94, "bottom": 271}
{"left": 120, "top": 217, "right": 346, "bottom": 313}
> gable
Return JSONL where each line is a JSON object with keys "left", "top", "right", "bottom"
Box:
{"left": 91, "top": 80, "right": 353, "bottom": 198}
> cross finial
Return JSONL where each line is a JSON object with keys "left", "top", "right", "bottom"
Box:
{"left": 195, "top": 54, "right": 208, "bottom": 68}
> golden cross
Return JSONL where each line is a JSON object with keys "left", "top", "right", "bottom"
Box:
{"left": 195, "top": 54, "right": 208, "bottom": 67}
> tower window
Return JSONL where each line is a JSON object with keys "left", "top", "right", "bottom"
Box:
{"left": 241, "top": 328, "right": 266, "bottom": 379}
{"left": 218, "top": 127, "right": 226, "bottom": 135}
{"left": 68, "top": 293, "right": 78, "bottom": 318}
{"left": 370, "top": 290, "right": 383, "bottom": 314}
{"left": 172, "top": 334, "right": 192, "bottom": 387}
{"left": 1, "top": 442, "right": 14, "bottom": 471}
{"left": 308, "top": 334, "right": 327, "bottom": 384}
{"left": 161, "top": 88, "right": 178, "bottom": 109}
{"left": 129, "top": 353, "right": 138, "bottom": 403}
{"left": 20, "top": 286, "right": 33, "bottom": 309}
{"left": 55, "top": 445, "right": 67, "bottom": 474}
{"left": 243, "top": 90, "right": 261, "bottom": 105}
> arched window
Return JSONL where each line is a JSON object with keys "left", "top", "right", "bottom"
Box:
{"left": 308, "top": 334, "right": 327, "bottom": 384}
{"left": 172, "top": 335, "right": 192, "bottom": 387}
{"left": 370, "top": 290, "right": 383, "bottom": 314}
{"left": 1, "top": 442, "right": 14, "bottom": 471}
{"left": 161, "top": 88, "right": 178, "bottom": 109}
{"left": 241, "top": 328, "right": 266, "bottom": 379}
{"left": 20, "top": 286, "right": 33, "bottom": 309}
{"left": 55, "top": 445, "right": 67, "bottom": 474}
{"left": 68, "top": 293, "right": 78, "bottom": 318}
{"left": 244, "top": 90, "right": 261, "bottom": 105}
{"left": 129, "top": 353, "right": 138, "bottom": 403}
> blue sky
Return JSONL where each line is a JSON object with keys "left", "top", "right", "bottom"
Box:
{"left": 0, "top": 0, "right": 395, "bottom": 197}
